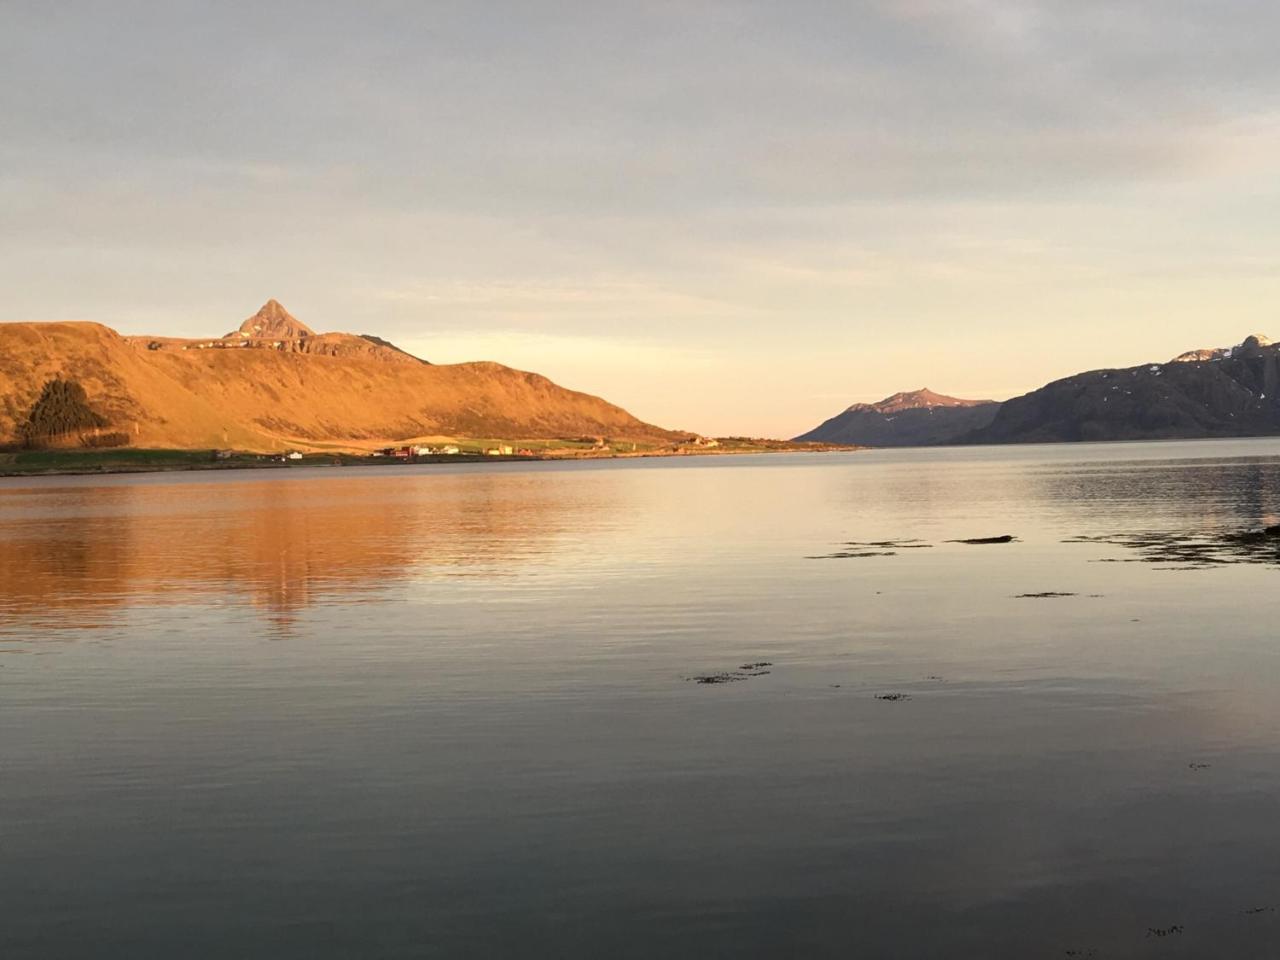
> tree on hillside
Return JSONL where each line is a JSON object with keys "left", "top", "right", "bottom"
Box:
{"left": 18, "top": 378, "right": 109, "bottom": 447}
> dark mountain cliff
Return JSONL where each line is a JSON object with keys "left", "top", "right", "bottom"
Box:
{"left": 799, "top": 336, "right": 1280, "bottom": 447}
{"left": 969, "top": 336, "right": 1280, "bottom": 444}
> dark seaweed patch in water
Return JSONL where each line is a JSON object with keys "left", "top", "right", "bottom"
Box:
{"left": 875, "top": 693, "right": 911, "bottom": 702}
{"left": 1146, "top": 925, "right": 1183, "bottom": 938}
{"left": 1014, "top": 592, "right": 1078, "bottom": 599}
{"left": 806, "top": 550, "right": 897, "bottom": 559}
{"left": 1065, "top": 525, "right": 1280, "bottom": 569}
{"left": 1188, "top": 762, "right": 1212, "bottom": 770}
{"left": 947, "top": 534, "right": 1016, "bottom": 544}
{"left": 807, "top": 538, "right": 934, "bottom": 559}
{"left": 689, "top": 673, "right": 747, "bottom": 685}
{"left": 688, "top": 662, "right": 774, "bottom": 684}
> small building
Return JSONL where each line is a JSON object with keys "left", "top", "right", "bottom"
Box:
{"left": 286, "top": 451, "right": 304, "bottom": 460}
{"left": 441, "top": 445, "right": 460, "bottom": 455}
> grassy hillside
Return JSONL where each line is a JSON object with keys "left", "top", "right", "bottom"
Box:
{"left": 0, "top": 320, "right": 676, "bottom": 452}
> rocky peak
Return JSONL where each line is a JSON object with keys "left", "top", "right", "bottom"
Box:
{"left": 1172, "top": 334, "right": 1274, "bottom": 363}
{"left": 848, "top": 388, "right": 993, "bottom": 415}
{"left": 227, "top": 300, "right": 316, "bottom": 341}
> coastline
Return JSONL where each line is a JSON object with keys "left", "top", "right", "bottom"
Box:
{"left": 0, "top": 441, "right": 858, "bottom": 479}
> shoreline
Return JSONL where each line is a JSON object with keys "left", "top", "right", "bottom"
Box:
{"left": 0, "top": 443, "right": 858, "bottom": 479}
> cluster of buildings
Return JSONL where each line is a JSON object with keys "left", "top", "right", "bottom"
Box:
{"left": 372, "top": 444, "right": 536, "bottom": 458}
{"left": 372, "top": 445, "right": 461, "bottom": 459}
{"left": 217, "top": 443, "right": 546, "bottom": 464}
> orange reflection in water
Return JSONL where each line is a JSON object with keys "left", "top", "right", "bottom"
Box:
{"left": 0, "top": 469, "right": 609, "bottom": 632}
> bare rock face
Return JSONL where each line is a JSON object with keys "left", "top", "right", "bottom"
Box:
{"left": 1172, "top": 334, "right": 1274, "bottom": 363}
{"left": 226, "top": 299, "right": 317, "bottom": 341}
{"left": 843, "top": 388, "right": 994, "bottom": 415}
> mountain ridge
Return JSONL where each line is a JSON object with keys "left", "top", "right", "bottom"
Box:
{"left": 796, "top": 388, "right": 1000, "bottom": 447}
{"left": 799, "top": 335, "right": 1280, "bottom": 447}
{"left": 0, "top": 302, "right": 676, "bottom": 451}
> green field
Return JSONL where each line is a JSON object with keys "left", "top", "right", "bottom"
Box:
{"left": 0, "top": 448, "right": 252, "bottom": 475}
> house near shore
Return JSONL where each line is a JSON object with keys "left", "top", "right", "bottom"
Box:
{"left": 441, "top": 445, "right": 460, "bottom": 455}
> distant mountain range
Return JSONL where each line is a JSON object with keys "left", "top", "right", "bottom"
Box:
{"left": 794, "top": 389, "right": 999, "bottom": 447}
{"left": 0, "top": 300, "right": 676, "bottom": 451}
{"left": 797, "top": 334, "right": 1280, "bottom": 446}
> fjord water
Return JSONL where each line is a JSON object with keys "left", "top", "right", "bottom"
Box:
{"left": 4, "top": 442, "right": 1280, "bottom": 958}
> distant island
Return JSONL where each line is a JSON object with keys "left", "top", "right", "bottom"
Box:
{"left": 797, "top": 335, "right": 1280, "bottom": 446}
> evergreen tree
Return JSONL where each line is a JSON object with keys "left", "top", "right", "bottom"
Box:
{"left": 18, "top": 378, "right": 108, "bottom": 446}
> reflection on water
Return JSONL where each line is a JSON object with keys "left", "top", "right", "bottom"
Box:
{"left": 5, "top": 441, "right": 1280, "bottom": 958}
{"left": 0, "top": 471, "right": 614, "bottom": 631}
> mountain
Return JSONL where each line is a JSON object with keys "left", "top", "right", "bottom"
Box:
{"left": 1171, "top": 333, "right": 1273, "bottom": 363}
{"left": 798, "top": 335, "right": 1280, "bottom": 447}
{"left": 226, "top": 299, "right": 316, "bottom": 341}
{"left": 794, "top": 388, "right": 999, "bottom": 447}
{"left": 969, "top": 335, "right": 1280, "bottom": 444}
{"left": 0, "top": 301, "right": 675, "bottom": 451}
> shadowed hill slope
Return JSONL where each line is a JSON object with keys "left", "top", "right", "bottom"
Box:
{"left": 968, "top": 336, "right": 1280, "bottom": 443}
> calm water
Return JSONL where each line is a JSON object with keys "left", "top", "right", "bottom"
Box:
{"left": 4, "top": 441, "right": 1280, "bottom": 958}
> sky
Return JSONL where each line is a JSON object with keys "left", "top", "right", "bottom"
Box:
{"left": 4, "top": 1, "right": 1280, "bottom": 437}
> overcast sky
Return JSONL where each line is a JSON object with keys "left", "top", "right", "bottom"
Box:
{"left": 4, "top": 1, "right": 1280, "bottom": 436}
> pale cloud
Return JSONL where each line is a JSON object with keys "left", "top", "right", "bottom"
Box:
{"left": 4, "top": 1, "right": 1280, "bottom": 437}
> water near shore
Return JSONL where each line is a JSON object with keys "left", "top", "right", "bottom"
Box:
{"left": 4, "top": 440, "right": 1280, "bottom": 958}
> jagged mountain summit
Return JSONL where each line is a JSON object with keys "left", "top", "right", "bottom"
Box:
{"left": 226, "top": 299, "right": 316, "bottom": 341}
{"left": 795, "top": 388, "right": 999, "bottom": 447}
{"left": 0, "top": 300, "right": 676, "bottom": 451}
{"left": 1171, "top": 334, "right": 1274, "bottom": 363}
{"left": 846, "top": 388, "right": 993, "bottom": 415}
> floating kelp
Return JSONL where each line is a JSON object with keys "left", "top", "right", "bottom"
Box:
{"left": 806, "top": 550, "right": 897, "bottom": 559}
{"left": 947, "top": 534, "right": 1016, "bottom": 544}
{"left": 687, "top": 662, "right": 773, "bottom": 685}
{"left": 1065, "top": 525, "right": 1280, "bottom": 569}
{"left": 806, "top": 538, "right": 933, "bottom": 559}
